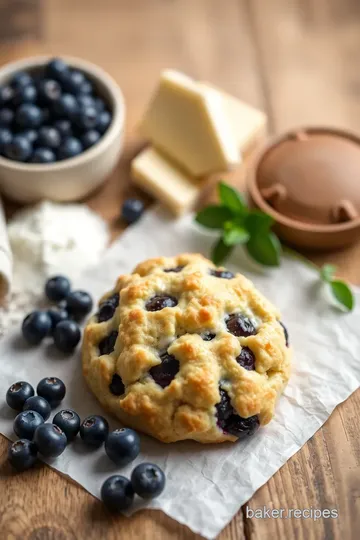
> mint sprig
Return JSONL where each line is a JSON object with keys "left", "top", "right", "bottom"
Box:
{"left": 195, "top": 181, "right": 355, "bottom": 312}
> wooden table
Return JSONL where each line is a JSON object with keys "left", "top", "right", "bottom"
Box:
{"left": 0, "top": 1, "right": 359, "bottom": 539}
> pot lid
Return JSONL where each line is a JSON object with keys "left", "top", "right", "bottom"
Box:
{"left": 256, "top": 129, "right": 360, "bottom": 226}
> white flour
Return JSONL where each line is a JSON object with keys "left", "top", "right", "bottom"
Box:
{"left": 0, "top": 201, "right": 109, "bottom": 336}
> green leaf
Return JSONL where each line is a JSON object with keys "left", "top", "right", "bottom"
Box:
{"left": 246, "top": 231, "right": 282, "bottom": 267}
{"left": 223, "top": 225, "right": 250, "bottom": 246}
{"left": 245, "top": 211, "right": 274, "bottom": 234}
{"left": 211, "top": 237, "right": 234, "bottom": 265}
{"left": 320, "top": 264, "right": 337, "bottom": 283}
{"left": 218, "top": 181, "right": 247, "bottom": 214}
{"left": 195, "top": 205, "right": 233, "bottom": 229}
{"left": 330, "top": 280, "right": 354, "bottom": 312}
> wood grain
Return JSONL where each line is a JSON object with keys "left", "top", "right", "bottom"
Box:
{"left": 0, "top": 0, "right": 359, "bottom": 539}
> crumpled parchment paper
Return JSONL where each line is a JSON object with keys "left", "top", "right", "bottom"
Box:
{"left": 0, "top": 207, "right": 359, "bottom": 539}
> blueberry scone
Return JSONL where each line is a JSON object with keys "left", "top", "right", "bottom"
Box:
{"left": 82, "top": 253, "right": 291, "bottom": 443}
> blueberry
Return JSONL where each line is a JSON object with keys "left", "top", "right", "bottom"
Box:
{"left": 97, "top": 293, "right": 119, "bottom": 322}
{"left": 15, "top": 104, "right": 42, "bottom": 128}
{"left": 47, "top": 308, "right": 69, "bottom": 333}
{"left": 45, "top": 58, "right": 69, "bottom": 81}
{"left": 37, "top": 79, "right": 62, "bottom": 104}
{"left": 53, "top": 94, "right": 78, "bottom": 119}
{"left": 145, "top": 295, "right": 177, "bottom": 312}
{"left": 94, "top": 98, "right": 105, "bottom": 112}
{"left": 22, "top": 311, "right": 52, "bottom": 345}
{"left": 109, "top": 374, "right": 125, "bottom": 396}
{"left": 97, "top": 110, "right": 111, "bottom": 134}
{"left": 53, "top": 320, "right": 81, "bottom": 353}
{"left": 33, "top": 423, "right": 67, "bottom": 458}
{"left": 57, "top": 137, "right": 83, "bottom": 160}
{"left": 45, "top": 275, "right": 71, "bottom": 303}
{"left": 80, "top": 415, "right": 109, "bottom": 448}
{"left": 8, "top": 439, "right": 38, "bottom": 471}
{"left": 0, "top": 85, "right": 14, "bottom": 107}
{"left": 22, "top": 129, "right": 38, "bottom": 143}
{"left": 149, "top": 352, "right": 180, "bottom": 388}
{"left": 0, "top": 108, "right": 14, "bottom": 126}
{"left": 77, "top": 95, "right": 95, "bottom": 108}
{"left": 101, "top": 475, "right": 134, "bottom": 512}
{"left": 65, "top": 290, "right": 93, "bottom": 320}
{"left": 0, "top": 127, "right": 12, "bottom": 153}
{"left": 164, "top": 265, "right": 184, "bottom": 273}
{"left": 216, "top": 388, "right": 259, "bottom": 438}
{"left": 121, "top": 199, "right": 144, "bottom": 224}
{"left": 280, "top": 321, "right": 289, "bottom": 347}
{"left": 11, "top": 71, "right": 32, "bottom": 89}
{"left": 37, "top": 126, "right": 61, "bottom": 148}
{"left": 63, "top": 70, "right": 86, "bottom": 94}
{"left": 226, "top": 314, "right": 257, "bottom": 337}
{"left": 23, "top": 396, "right": 51, "bottom": 420}
{"left": 53, "top": 119, "right": 72, "bottom": 138}
{"left": 99, "top": 331, "right": 118, "bottom": 355}
{"left": 12, "top": 85, "right": 37, "bottom": 106}
{"left": 53, "top": 409, "right": 80, "bottom": 442}
{"left": 79, "top": 80, "right": 93, "bottom": 95}
{"left": 75, "top": 105, "right": 98, "bottom": 130}
{"left": 236, "top": 347, "right": 255, "bottom": 371}
{"left": 37, "top": 377, "right": 66, "bottom": 408}
{"left": 81, "top": 129, "right": 100, "bottom": 149}
{"left": 4, "top": 135, "right": 32, "bottom": 162}
{"left": 131, "top": 463, "right": 165, "bottom": 499}
{"left": 14, "top": 410, "right": 44, "bottom": 440}
{"left": 6, "top": 381, "right": 34, "bottom": 411}
{"left": 210, "top": 269, "right": 235, "bottom": 279}
{"left": 105, "top": 428, "right": 140, "bottom": 466}
{"left": 30, "top": 147, "right": 56, "bottom": 163}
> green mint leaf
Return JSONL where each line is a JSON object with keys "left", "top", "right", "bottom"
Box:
{"left": 223, "top": 225, "right": 250, "bottom": 246}
{"left": 320, "top": 264, "right": 337, "bottom": 283}
{"left": 330, "top": 280, "right": 354, "bottom": 312}
{"left": 245, "top": 211, "right": 274, "bottom": 235}
{"left": 195, "top": 205, "right": 233, "bottom": 229}
{"left": 246, "top": 231, "right": 281, "bottom": 267}
{"left": 211, "top": 237, "right": 234, "bottom": 265}
{"left": 218, "top": 181, "right": 247, "bottom": 214}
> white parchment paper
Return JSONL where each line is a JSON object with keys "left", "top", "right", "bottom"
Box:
{"left": 0, "top": 208, "right": 359, "bottom": 539}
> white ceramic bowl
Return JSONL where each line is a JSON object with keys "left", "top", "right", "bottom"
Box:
{"left": 0, "top": 56, "right": 125, "bottom": 203}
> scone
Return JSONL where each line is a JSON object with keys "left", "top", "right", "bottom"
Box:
{"left": 82, "top": 253, "right": 291, "bottom": 443}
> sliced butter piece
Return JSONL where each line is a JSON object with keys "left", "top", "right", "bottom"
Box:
{"left": 140, "top": 70, "right": 239, "bottom": 177}
{"left": 131, "top": 146, "right": 205, "bottom": 216}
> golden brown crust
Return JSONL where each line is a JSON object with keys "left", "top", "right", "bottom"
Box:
{"left": 82, "top": 253, "right": 291, "bottom": 443}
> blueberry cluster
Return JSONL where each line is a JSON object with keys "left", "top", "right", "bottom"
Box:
{"left": 22, "top": 275, "right": 93, "bottom": 353}
{"left": 0, "top": 58, "right": 111, "bottom": 163}
{"left": 6, "top": 377, "right": 165, "bottom": 510}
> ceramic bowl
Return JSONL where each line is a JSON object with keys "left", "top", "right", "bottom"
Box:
{"left": 0, "top": 55, "right": 125, "bottom": 203}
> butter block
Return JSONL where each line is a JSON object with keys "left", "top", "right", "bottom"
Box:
{"left": 131, "top": 147, "right": 206, "bottom": 216}
{"left": 140, "top": 70, "right": 240, "bottom": 177}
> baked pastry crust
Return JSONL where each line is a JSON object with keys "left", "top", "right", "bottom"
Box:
{"left": 82, "top": 253, "right": 291, "bottom": 443}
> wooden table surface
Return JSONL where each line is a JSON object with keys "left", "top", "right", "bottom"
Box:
{"left": 0, "top": 1, "right": 359, "bottom": 539}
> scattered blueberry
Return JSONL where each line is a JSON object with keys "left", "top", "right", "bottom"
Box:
{"left": 145, "top": 295, "right": 178, "bottom": 312}
{"left": 13, "top": 84, "right": 37, "bottom": 106}
{"left": 15, "top": 103, "right": 42, "bottom": 128}
{"left": 121, "top": 198, "right": 144, "bottom": 224}
{"left": 37, "top": 79, "right": 61, "bottom": 104}
{"left": 97, "top": 293, "right": 119, "bottom": 322}
{"left": 53, "top": 94, "right": 78, "bottom": 119}
{"left": 97, "top": 110, "right": 111, "bottom": 134}
{"left": 23, "top": 396, "right": 51, "bottom": 420}
{"left": 226, "top": 314, "right": 257, "bottom": 337}
{"left": 4, "top": 135, "right": 32, "bottom": 162}
{"left": 0, "top": 127, "right": 12, "bottom": 153}
{"left": 80, "top": 415, "right": 109, "bottom": 448}
{"left": 210, "top": 269, "right": 235, "bottom": 279}
{"left": 164, "top": 266, "right": 184, "bottom": 273}
{"left": 201, "top": 331, "right": 216, "bottom": 341}
{"left": 12, "top": 71, "right": 33, "bottom": 89}
{"left": 34, "top": 423, "right": 67, "bottom": 458}
{"left": 53, "top": 409, "right": 80, "bottom": 442}
{"left": 65, "top": 290, "right": 93, "bottom": 320}
{"left": 36, "top": 377, "right": 66, "bottom": 408}
{"left": 99, "top": 331, "right": 118, "bottom": 355}
{"left": 14, "top": 410, "right": 44, "bottom": 440}
{"left": 131, "top": 463, "right": 165, "bottom": 499}
{"left": 280, "top": 321, "right": 289, "bottom": 347}
{"left": 47, "top": 308, "right": 69, "bottom": 333}
{"left": 45, "top": 58, "right": 69, "bottom": 81}
{"left": 37, "top": 126, "right": 61, "bottom": 148}
{"left": 236, "top": 347, "right": 255, "bottom": 371}
{"left": 0, "top": 85, "right": 14, "bottom": 107}
{"left": 216, "top": 388, "right": 259, "bottom": 438}
{"left": 81, "top": 129, "right": 100, "bottom": 149}
{"left": 53, "top": 320, "right": 81, "bottom": 353}
{"left": 0, "top": 108, "right": 14, "bottom": 126}
{"left": 45, "top": 275, "right": 71, "bottom": 303}
{"left": 57, "top": 136, "right": 83, "bottom": 160}
{"left": 149, "top": 352, "right": 179, "bottom": 388}
{"left": 8, "top": 439, "right": 38, "bottom": 471}
{"left": 22, "top": 311, "right": 52, "bottom": 345}
{"left": 105, "top": 428, "right": 140, "bottom": 466}
{"left": 101, "top": 475, "right": 134, "bottom": 512}
{"left": 30, "top": 147, "right": 56, "bottom": 163}
{"left": 6, "top": 381, "right": 34, "bottom": 411}
{"left": 109, "top": 374, "right": 125, "bottom": 396}
{"left": 53, "top": 119, "right": 72, "bottom": 138}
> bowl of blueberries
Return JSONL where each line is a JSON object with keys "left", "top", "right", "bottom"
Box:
{"left": 0, "top": 56, "right": 125, "bottom": 202}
